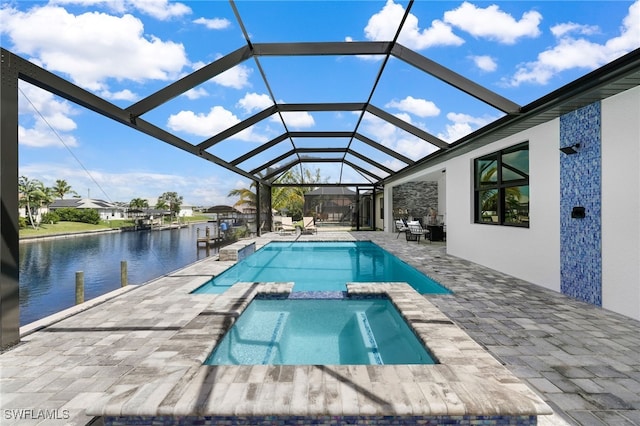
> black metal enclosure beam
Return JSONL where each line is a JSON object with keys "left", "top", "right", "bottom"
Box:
{"left": 289, "top": 131, "right": 354, "bottom": 138}
{"left": 296, "top": 148, "right": 347, "bottom": 154}
{"left": 273, "top": 183, "right": 376, "bottom": 187}
{"left": 354, "top": 133, "right": 415, "bottom": 165}
{"left": 250, "top": 150, "right": 297, "bottom": 176}
{"left": 343, "top": 159, "right": 382, "bottom": 182}
{"left": 346, "top": 149, "right": 395, "bottom": 176}
{"left": 198, "top": 105, "right": 278, "bottom": 150}
{"left": 126, "top": 45, "right": 253, "bottom": 117}
{"left": 1, "top": 49, "right": 263, "bottom": 185}
{"left": 278, "top": 103, "right": 366, "bottom": 112}
{"left": 252, "top": 41, "right": 391, "bottom": 57}
{"left": 0, "top": 50, "right": 20, "bottom": 348}
{"left": 391, "top": 43, "right": 521, "bottom": 114}
{"left": 366, "top": 104, "right": 450, "bottom": 150}
{"left": 230, "top": 133, "right": 290, "bottom": 167}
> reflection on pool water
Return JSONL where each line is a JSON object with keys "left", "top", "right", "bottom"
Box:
{"left": 205, "top": 297, "right": 435, "bottom": 365}
{"left": 193, "top": 241, "right": 450, "bottom": 294}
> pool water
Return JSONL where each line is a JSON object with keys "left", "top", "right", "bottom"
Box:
{"left": 205, "top": 297, "right": 435, "bottom": 365}
{"left": 193, "top": 241, "right": 450, "bottom": 294}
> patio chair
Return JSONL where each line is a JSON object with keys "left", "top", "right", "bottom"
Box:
{"left": 302, "top": 216, "right": 317, "bottom": 234}
{"left": 395, "top": 220, "right": 408, "bottom": 238}
{"left": 280, "top": 217, "right": 296, "bottom": 235}
{"left": 406, "top": 222, "right": 427, "bottom": 243}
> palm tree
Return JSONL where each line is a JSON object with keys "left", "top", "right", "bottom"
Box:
{"left": 228, "top": 186, "right": 257, "bottom": 211}
{"left": 52, "top": 179, "right": 75, "bottom": 199}
{"left": 273, "top": 168, "right": 325, "bottom": 219}
{"left": 129, "top": 197, "right": 149, "bottom": 210}
{"left": 228, "top": 167, "right": 326, "bottom": 222}
{"left": 156, "top": 192, "right": 183, "bottom": 220}
{"left": 18, "top": 176, "right": 52, "bottom": 229}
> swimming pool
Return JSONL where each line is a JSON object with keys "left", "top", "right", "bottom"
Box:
{"left": 193, "top": 241, "right": 450, "bottom": 294}
{"left": 205, "top": 296, "right": 435, "bottom": 365}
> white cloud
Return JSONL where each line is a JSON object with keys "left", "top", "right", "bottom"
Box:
{"left": 50, "top": 0, "right": 191, "bottom": 20}
{"left": 167, "top": 106, "right": 268, "bottom": 142}
{"left": 444, "top": 2, "right": 541, "bottom": 45}
{"left": 507, "top": 0, "right": 640, "bottom": 86}
{"left": 551, "top": 22, "right": 600, "bottom": 38}
{"left": 364, "top": 0, "right": 464, "bottom": 49}
{"left": 183, "top": 87, "right": 209, "bottom": 100}
{"left": 237, "top": 93, "right": 273, "bottom": 114}
{"left": 18, "top": 82, "right": 79, "bottom": 148}
{"left": 18, "top": 125, "right": 79, "bottom": 149}
{"left": 437, "top": 112, "right": 496, "bottom": 142}
{"left": 470, "top": 55, "right": 497, "bottom": 72}
{"left": 193, "top": 17, "right": 231, "bottom": 30}
{"left": 385, "top": 96, "right": 440, "bottom": 118}
{"left": 100, "top": 89, "right": 138, "bottom": 101}
{"left": 0, "top": 5, "right": 188, "bottom": 92}
{"left": 167, "top": 106, "right": 239, "bottom": 137}
{"left": 280, "top": 111, "right": 315, "bottom": 129}
{"left": 129, "top": 0, "right": 191, "bottom": 20}
{"left": 212, "top": 64, "right": 252, "bottom": 89}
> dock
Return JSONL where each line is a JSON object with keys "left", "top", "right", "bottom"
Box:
{"left": 196, "top": 226, "right": 222, "bottom": 247}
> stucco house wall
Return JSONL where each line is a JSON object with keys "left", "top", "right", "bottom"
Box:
{"left": 601, "top": 86, "right": 640, "bottom": 320}
{"left": 385, "top": 85, "right": 640, "bottom": 321}
{"left": 445, "top": 119, "right": 561, "bottom": 294}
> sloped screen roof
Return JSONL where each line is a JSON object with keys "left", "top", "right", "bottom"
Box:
{"left": 121, "top": 1, "right": 521, "bottom": 186}
{"left": 4, "top": 0, "right": 639, "bottom": 190}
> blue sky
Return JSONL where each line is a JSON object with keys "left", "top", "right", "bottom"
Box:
{"left": 2, "top": 0, "right": 638, "bottom": 207}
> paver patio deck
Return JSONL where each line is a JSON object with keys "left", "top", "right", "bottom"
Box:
{"left": 1, "top": 231, "right": 639, "bottom": 425}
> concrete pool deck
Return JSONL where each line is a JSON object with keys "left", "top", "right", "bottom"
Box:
{"left": 1, "top": 231, "right": 639, "bottom": 425}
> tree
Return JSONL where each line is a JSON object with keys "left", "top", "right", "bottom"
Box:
{"left": 129, "top": 197, "right": 149, "bottom": 210}
{"left": 52, "top": 179, "right": 76, "bottom": 199}
{"left": 228, "top": 186, "right": 257, "bottom": 211}
{"left": 156, "top": 192, "right": 183, "bottom": 219}
{"left": 18, "top": 176, "right": 53, "bottom": 229}
{"left": 272, "top": 167, "right": 326, "bottom": 219}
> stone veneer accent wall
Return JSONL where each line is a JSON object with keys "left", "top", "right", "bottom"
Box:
{"left": 560, "top": 102, "right": 602, "bottom": 306}
{"left": 392, "top": 181, "right": 438, "bottom": 221}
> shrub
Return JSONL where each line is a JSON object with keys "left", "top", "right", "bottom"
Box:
{"left": 18, "top": 216, "right": 28, "bottom": 229}
{"left": 40, "top": 211, "right": 60, "bottom": 224}
{"left": 54, "top": 208, "right": 101, "bottom": 225}
{"left": 77, "top": 209, "right": 101, "bottom": 225}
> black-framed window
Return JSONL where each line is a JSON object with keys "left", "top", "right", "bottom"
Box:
{"left": 474, "top": 142, "right": 529, "bottom": 227}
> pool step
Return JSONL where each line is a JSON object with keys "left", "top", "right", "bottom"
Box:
{"left": 355, "top": 311, "right": 383, "bottom": 365}
{"left": 261, "top": 311, "right": 289, "bottom": 364}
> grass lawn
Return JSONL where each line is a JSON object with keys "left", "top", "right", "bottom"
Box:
{"left": 19, "top": 221, "right": 113, "bottom": 238}
{"left": 19, "top": 215, "right": 211, "bottom": 238}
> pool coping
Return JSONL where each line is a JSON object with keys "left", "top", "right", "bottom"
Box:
{"left": 86, "top": 281, "right": 552, "bottom": 419}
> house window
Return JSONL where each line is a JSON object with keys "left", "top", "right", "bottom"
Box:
{"left": 474, "top": 142, "right": 529, "bottom": 227}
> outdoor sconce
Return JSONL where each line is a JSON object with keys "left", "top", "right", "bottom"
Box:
{"left": 560, "top": 143, "right": 581, "bottom": 155}
{"left": 571, "top": 206, "right": 586, "bottom": 219}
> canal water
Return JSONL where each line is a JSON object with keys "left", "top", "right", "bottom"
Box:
{"left": 19, "top": 224, "right": 219, "bottom": 326}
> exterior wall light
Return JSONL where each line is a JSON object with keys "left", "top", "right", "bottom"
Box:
{"left": 560, "top": 143, "right": 581, "bottom": 155}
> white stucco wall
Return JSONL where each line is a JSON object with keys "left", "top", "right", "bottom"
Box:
{"left": 445, "top": 120, "right": 561, "bottom": 292}
{"left": 601, "top": 86, "right": 640, "bottom": 320}
{"left": 375, "top": 193, "right": 384, "bottom": 231}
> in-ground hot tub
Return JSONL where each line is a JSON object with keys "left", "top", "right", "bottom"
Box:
{"left": 206, "top": 295, "right": 435, "bottom": 365}
{"left": 88, "top": 282, "right": 553, "bottom": 426}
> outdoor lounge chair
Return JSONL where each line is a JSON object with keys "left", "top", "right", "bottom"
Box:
{"left": 395, "top": 220, "right": 408, "bottom": 238}
{"left": 280, "top": 217, "right": 296, "bottom": 235}
{"left": 406, "top": 222, "right": 427, "bottom": 243}
{"left": 303, "top": 216, "right": 317, "bottom": 234}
